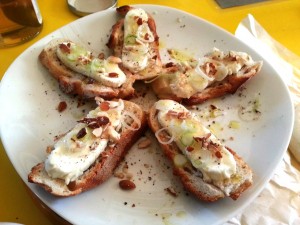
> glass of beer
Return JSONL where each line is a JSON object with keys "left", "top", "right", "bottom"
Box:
{"left": 0, "top": 0, "right": 43, "bottom": 48}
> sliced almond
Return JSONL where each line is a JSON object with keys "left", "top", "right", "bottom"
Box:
{"left": 138, "top": 138, "right": 151, "bottom": 149}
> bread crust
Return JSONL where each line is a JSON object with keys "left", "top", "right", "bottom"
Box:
{"left": 39, "top": 39, "right": 135, "bottom": 100}
{"left": 106, "top": 5, "right": 162, "bottom": 80}
{"left": 147, "top": 103, "right": 253, "bottom": 202}
{"left": 183, "top": 71, "right": 258, "bottom": 106}
{"left": 28, "top": 100, "right": 147, "bottom": 197}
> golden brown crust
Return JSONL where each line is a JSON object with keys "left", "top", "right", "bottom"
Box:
{"left": 183, "top": 72, "right": 256, "bottom": 105}
{"left": 28, "top": 100, "right": 148, "bottom": 197}
{"left": 115, "top": 5, "right": 133, "bottom": 16}
{"left": 147, "top": 103, "right": 253, "bottom": 202}
{"left": 225, "top": 147, "right": 253, "bottom": 200}
{"left": 39, "top": 39, "right": 135, "bottom": 100}
{"left": 106, "top": 19, "right": 124, "bottom": 58}
{"left": 106, "top": 5, "right": 162, "bottom": 80}
{"left": 173, "top": 167, "right": 224, "bottom": 202}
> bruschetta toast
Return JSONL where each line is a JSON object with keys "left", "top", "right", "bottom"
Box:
{"left": 39, "top": 39, "right": 135, "bottom": 99}
{"left": 148, "top": 99, "right": 253, "bottom": 201}
{"left": 107, "top": 5, "right": 162, "bottom": 80}
{"left": 151, "top": 48, "right": 262, "bottom": 105}
{"left": 28, "top": 98, "right": 147, "bottom": 196}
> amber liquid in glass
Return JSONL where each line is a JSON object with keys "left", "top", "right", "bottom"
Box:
{"left": 0, "top": 0, "right": 43, "bottom": 47}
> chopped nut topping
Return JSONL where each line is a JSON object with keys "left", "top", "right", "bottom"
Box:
{"left": 78, "top": 116, "right": 110, "bottom": 129}
{"left": 165, "top": 62, "right": 175, "bottom": 68}
{"left": 186, "top": 146, "right": 194, "bottom": 152}
{"left": 137, "top": 17, "right": 143, "bottom": 25}
{"left": 166, "top": 110, "right": 189, "bottom": 119}
{"left": 98, "top": 52, "right": 105, "bottom": 60}
{"left": 165, "top": 187, "right": 178, "bottom": 197}
{"left": 215, "top": 151, "right": 222, "bottom": 159}
{"left": 138, "top": 138, "right": 151, "bottom": 149}
{"left": 46, "top": 146, "right": 54, "bottom": 154}
{"left": 78, "top": 56, "right": 91, "bottom": 65}
{"left": 108, "top": 72, "right": 119, "bottom": 78}
{"left": 59, "top": 43, "right": 70, "bottom": 54}
{"left": 92, "top": 127, "right": 103, "bottom": 138}
{"left": 194, "top": 134, "right": 222, "bottom": 158}
{"left": 76, "top": 128, "right": 87, "bottom": 139}
{"left": 99, "top": 101, "right": 110, "bottom": 111}
{"left": 107, "top": 56, "right": 122, "bottom": 64}
{"left": 67, "top": 181, "right": 76, "bottom": 191}
{"left": 114, "top": 171, "right": 125, "bottom": 179}
{"left": 210, "top": 104, "right": 217, "bottom": 110}
{"left": 203, "top": 62, "right": 217, "bottom": 76}
{"left": 119, "top": 179, "right": 136, "bottom": 190}
{"left": 194, "top": 133, "right": 212, "bottom": 148}
{"left": 57, "top": 101, "right": 67, "bottom": 112}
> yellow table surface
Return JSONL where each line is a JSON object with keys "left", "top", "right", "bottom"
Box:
{"left": 0, "top": 0, "right": 299, "bottom": 224}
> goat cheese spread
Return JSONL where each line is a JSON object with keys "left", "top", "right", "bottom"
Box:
{"left": 45, "top": 99, "right": 124, "bottom": 184}
{"left": 155, "top": 99, "right": 237, "bottom": 183}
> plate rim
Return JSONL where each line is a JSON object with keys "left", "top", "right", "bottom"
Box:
{"left": 0, "top": 4, "right": 295, "bottom": 225}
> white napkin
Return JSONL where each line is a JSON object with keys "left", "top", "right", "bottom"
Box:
{"left": 224, "top": 14, "right": 300, "bottom": 225}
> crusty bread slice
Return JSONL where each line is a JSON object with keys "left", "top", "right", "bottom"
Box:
{"left": 151, "top": 52, "right": 262, "bottom": 106}
{"left": 28, "top": 100, "right": 147, "bottom": 197}
{"left": 39, "top": 39, "right": 135, "bottom": 99}
{"left": 148, "top": 103, "right": 253, "bottom": 202}
{"left": 106, "top": 5, "right": 162, "bottom": 80}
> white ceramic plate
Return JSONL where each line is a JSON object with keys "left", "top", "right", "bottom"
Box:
{"left": 0, "top": 5, "right": 294, "bottom": 225}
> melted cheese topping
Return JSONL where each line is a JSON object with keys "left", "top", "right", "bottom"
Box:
{"left": 155, "top": 99, "right": 237, "bottom": 183}
{"left": 45, "top": 99, "right": 124, "bottom": 184}
{"left": 122, "top": 8, "right": 155, "bottom": 73}
{"left": 56, "top": 41, "right": 126, "bottom": 88}
{"left": 164, "top": 48, "right": 262, "bottom": 98}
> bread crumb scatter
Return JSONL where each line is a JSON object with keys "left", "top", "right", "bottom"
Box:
{"left": 165, "top": 187, "right": 178, "bottom": 197}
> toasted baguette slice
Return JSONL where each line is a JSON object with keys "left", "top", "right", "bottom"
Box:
{"left": 151, "top": 48, "right": 262, "bottom": 105}
{"left": 148, "top": 100, "right": 253, "bottom": 202}
{"left": 28, "top": 99, "right": 147, "bottom": 197}
{"left": 106, "top": 5, "right": 162, "bottom": 80}
{"left": 39, "top": 39, "right": 135, "bottom": 99}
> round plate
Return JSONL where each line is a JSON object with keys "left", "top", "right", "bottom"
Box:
{"left": 0, "top": 5, "right": 294, "bottom": 225}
